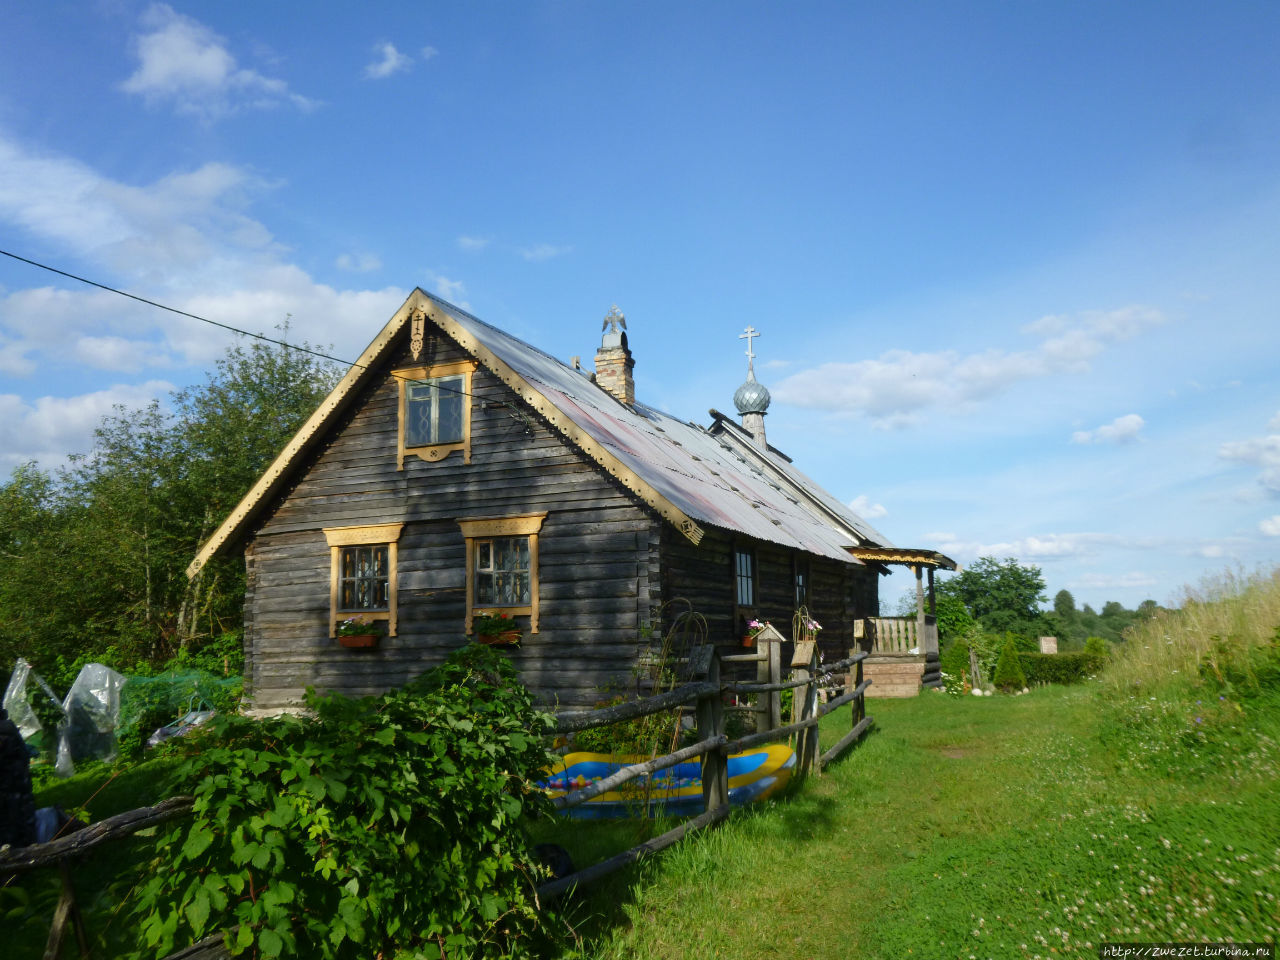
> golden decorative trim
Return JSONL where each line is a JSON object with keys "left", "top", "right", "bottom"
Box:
{"left": 459, "top": 513, "right": 546, "bottom": 635}
{"left": 395, "top": 359, "right": 478, "bottom": 469}
{"left": 324, "top": 523, "right": 404, "bottom": 637}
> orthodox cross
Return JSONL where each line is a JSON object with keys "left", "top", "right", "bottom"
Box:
{"left": 739, "top": 325, "right": 760, "bottom": 373}
{"left": 602, "top": 304, "right": 627, "bottom": 333}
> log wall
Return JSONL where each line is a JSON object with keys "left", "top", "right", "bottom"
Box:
{"left": 244, "top": 327, "right": 662, "bottom": 711}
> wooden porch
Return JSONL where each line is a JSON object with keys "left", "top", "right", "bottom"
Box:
{"left": 846, "top": 547, "right": 958, "bottom": 698}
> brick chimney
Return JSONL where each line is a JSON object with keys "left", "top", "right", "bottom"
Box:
{"left": 594, "top": 305, "right": 635, "bottom": 405}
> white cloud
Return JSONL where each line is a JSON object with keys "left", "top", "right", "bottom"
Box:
{"left": 120, "top": 4, "right": 316, "bottom": 120}
{"left": 1218, "top": 416, "right": 1280, "bottom": 497}
{"left": 519, "top": 243, "right": 572, "bottom": 262}
{"left": 1260, "top": 516, "right": 1280, "bottom": 537}
{"left": 0, "top": 133, "right": 406, "bottom": 379}
{"left": 425, "top": 272, "right": 468, "bottom": 309}
{"left": 0, "top": 135, "right": 272, "bottom": 278}
{"left": 927, "top": 531, "right": 1118, "bottom": 561}
{"left": 1070, "top": 571, "right": 1158, "bottom": 590}
{"left": 457, "top": 235, "right": 491, "bottom": 252}
{"left": 335, "top": 252, "right": 382, "bottom": 273}
{"left": 421, "top": 46, "right": 439, "bottom": 62}
{"left": 848, "top": 494, "right": 887, "bottom": 519}
{"left": 774, "top": 306, "right": 1167, "bottom": 427}
{"left": 364, "top": 42, "right": 412, "bottom": 79}
{"left": 70, "top": 336, "right": 174, "bottom": 373}
{"left": 0, "top": 382, "right": 176, "bottom": 471}
{"left": 1071, "top": 413, "right": 1145, "bottom": 445}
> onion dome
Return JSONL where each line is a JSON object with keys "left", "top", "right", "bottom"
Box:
{"left": 734, "top": 368, "right": 771, "bottom": 415}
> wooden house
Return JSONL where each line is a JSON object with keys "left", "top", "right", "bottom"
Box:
{"left": 187, "top": 289, "right": 953, "bottom": 714}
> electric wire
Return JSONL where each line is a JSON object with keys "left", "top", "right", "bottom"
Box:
{"left": 0, "top": 247, "right": 531, "bottom": 407}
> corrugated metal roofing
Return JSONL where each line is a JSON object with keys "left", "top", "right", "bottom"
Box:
{"left": 431, "top": 294, "right": 893, "bottom": 564}
{"left": 188, "top": 288, "right": 895, "bottom": 576}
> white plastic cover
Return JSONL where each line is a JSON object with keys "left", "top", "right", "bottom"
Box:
{"left": 2, "top": 658, "right": 41, "bottom": 740}
{"left": 58, "top": 663, "right": 127, "bottom": 772}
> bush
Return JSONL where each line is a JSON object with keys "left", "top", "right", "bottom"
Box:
{"left": 127, "top": 644, "right": 561, "bottom": 960}
{"left": 1018, "top": 651, "right": 1106, "bottom": 686}
{"left": 993, "top": 639, "right": 1027, "bottom": 691}
{"left": 1083, "top": 636, "right": 1110, "bottom": 658}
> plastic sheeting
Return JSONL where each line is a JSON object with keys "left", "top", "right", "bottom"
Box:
{"left": 2, "top": 659, "right": 127, "bottom": 776}
{"left": 2, "top": 658, "right": 43, "bottom": 741}
{"left": 60, "top": 663, "right": 127, "bottom": 770}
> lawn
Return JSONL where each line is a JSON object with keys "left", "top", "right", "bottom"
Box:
{"left": 570, "top": 685, "right": 1280, "bottom": 959}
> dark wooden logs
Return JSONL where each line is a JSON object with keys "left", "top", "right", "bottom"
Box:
{"left": 0, "top": 796, "right": 194, "bottom": 876}
{"left": 819, "top": 716, "right": 875, "bottom": 769}
{"left": 552, "top": 681, "right": 716, "bottom": 734}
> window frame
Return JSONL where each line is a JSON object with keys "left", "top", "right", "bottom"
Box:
{"left": 396, "top": 360, "right": 477, "bottom": 469}
{"left": 457, "top": 513, "right": 547, "bottom": 634}
{"left": 793, "top": 555, "right": 810, "bottom": 610}
{"left": 733, "top": 543, "right": 756, "bottom": 609}
{"left": 323, "top": 523, "right": 404, "bottom": 638}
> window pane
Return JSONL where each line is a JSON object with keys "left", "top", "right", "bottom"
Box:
{"left": 406, "top": 383, "right": 433, "bottom": 447}
{"left": 474, "top": 536, "right": 532, "bottom": 607}
{"left": 437, "top": 379, "right": 463, "bottom": 443}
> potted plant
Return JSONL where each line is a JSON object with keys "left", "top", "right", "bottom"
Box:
{"left": 335, "top": 615, "right": 387, "bottom": 649}
{"left": 473, "top": 612, "right": 522, "bottom": 645}
{"left": 744, "top": 619, "right": 768, "bottom": 648}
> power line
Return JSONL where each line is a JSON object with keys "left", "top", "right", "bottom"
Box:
{"left": 0, "top": 247, "right": 515, "bottom": 407}
{"left": 0, "top": 247, "right": 361, "bottom": 370}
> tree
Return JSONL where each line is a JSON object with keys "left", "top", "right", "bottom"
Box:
{"left": 0, "top": 328, "right": 340, "bottom": 677}
{"left": 1053, "top": 589, "right": 1076, "bottom": 619}
{"left": 936, "top": 556, "right": 1049, "bottom": 637}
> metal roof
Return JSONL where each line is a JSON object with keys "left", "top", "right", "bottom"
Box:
{"left": 188, "top": 289, "right": 895, "bottom": 575}
{"left": 434, "top": 294, "right": 892, "bottom": 564}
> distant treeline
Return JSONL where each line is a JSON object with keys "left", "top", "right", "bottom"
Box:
{"left": 900, "top": 555, "right": 1163, "bottom": 652}
{"left": 0, "top": 329, "right": 338, "bottom": 688}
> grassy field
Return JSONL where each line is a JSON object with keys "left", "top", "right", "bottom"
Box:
{"left": 566, "top": 572, "right": 1280, "bottom": 959}
{"left": 8, "top": 571, "right": 1279, "bottom": 958}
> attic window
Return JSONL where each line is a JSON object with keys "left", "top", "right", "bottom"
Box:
{"left": 396, "top": 360, "right": 477, "bottom": 468}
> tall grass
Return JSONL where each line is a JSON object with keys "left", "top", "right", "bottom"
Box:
{"left": 1099, "top": 567, "right": 1280, "bottom": 782}
{"left": 1105, "top": 567, "right": 1280, "bottom": 696}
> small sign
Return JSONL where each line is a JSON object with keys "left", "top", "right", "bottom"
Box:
{"left": 791, "top": 639, "right": 816, "bottom": 667}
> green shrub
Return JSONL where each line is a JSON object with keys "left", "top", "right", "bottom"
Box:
{"left": 993, "top": 639, "right": 1027, "bottom": 691}
{"left": 939, "top": 636, "right": 972, "bottom": 683}
{"left": 1018, "top": 651, "right": 1106, "bottom": 686}
{"left": 1083, "top": 636, "right": 1110, "bottom": 658}
{"left": 127, "top": 644, "right": 561, "bottom": 960}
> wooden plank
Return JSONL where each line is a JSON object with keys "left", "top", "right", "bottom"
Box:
{"left": 818, "top": 715, "right": 875, "bottom": 769}
{"left": 536, "top": 803, "right": 731, "bottom": 901}
{"left": 552, "top": 735, "right": 727, "bottom": 811}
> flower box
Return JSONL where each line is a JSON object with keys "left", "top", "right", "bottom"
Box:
{"left": 339, "top": 633, "right": 380, "bottom": 649}
{"left": 477, "top": 630, "right": 522, "bottom": 646}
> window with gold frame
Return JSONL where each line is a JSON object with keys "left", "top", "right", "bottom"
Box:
{"left": 323, "top": 523, "right": 404, "bottom": 637}
{"left": 395, "top": 359, "right": 477, "bottom": 468}
{"left": 457, "top": 513, "right": 547, "bottom": 634}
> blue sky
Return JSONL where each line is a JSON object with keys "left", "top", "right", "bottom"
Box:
{"left": 2, "top": 1, "right": 1278, "bottom": 613}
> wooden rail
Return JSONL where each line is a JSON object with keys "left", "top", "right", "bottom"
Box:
{"left": 538, "top": 640, "right": 874, "bottom": 900}
{"left": 6, "top": 635, "right": 877, "bottom": 948}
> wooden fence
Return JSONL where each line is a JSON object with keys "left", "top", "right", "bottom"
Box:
{"left": 537, "top": 641, "right": 873, "bottom": 900}
{"left": 1, "top": 643, "right": 874, "bottom": 956}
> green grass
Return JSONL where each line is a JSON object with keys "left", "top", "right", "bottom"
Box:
{"left": 565, "top": 688, "right": 1279, "bottom": 959}
{"left": 3, "top": 755, "right": 181, "bottom": 959}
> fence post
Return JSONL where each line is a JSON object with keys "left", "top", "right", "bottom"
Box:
{"left": 695, "top": 649, "right": 728, "bottom": 813}
{"left": 792, "top": 643, "right": 820, "bottom": 777}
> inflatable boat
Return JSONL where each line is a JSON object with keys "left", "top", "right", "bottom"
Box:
{"left": 543, "top": 743, "right": 795, "bottom": 819}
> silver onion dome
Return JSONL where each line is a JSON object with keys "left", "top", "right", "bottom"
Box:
{"left": 733, "top": 371, "right": 771, "bottom": 415}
